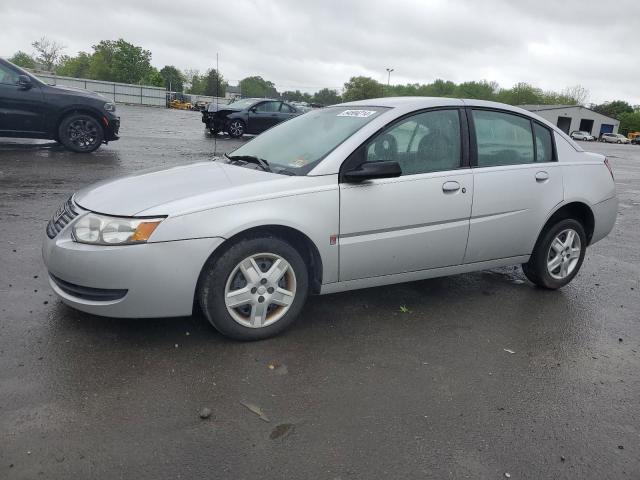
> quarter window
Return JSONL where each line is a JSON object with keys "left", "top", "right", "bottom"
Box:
{"left": 533, "top": 123, "right": 554, "bottom": 162}
{"left": 472, "top": 110, "right": 535, "bottom": 167}
{"left": 365, "top": 109, "right": 461, "bottom": 175}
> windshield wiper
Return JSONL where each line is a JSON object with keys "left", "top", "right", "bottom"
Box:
{"left": 225, "top": 154, "right": 271, "bottom": 172}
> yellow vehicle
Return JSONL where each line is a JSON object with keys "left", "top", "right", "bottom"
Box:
{"left": 169, "top": 99, "right": 192, "bottom": 110}
{"left": 628, "top": 132, "right": 640, "bottom": 140}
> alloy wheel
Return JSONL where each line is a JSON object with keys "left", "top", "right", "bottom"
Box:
{"left": 67, "top": 119, "right": 99, "bottom": 150}
{"left": 547, "top": 228, "right": 581, "bottom": 280}
{"left": 224, "top": 253, "right": 297, "bottom": 328}
{"left": 229, "top": 121, "right": 244, "bottom": 137}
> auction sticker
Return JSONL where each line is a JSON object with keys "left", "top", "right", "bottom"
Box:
{"left": 337, "top": 110, "right": 377, "bottom": 118}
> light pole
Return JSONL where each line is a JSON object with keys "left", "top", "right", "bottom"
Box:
{"left": 386, "top": 68, "right": 394, "bottom": 87}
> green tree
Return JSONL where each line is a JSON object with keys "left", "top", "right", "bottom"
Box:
{"left": 202, "top": 69, "right": 227, "bottom": 97}
{"left": 592, "top": 100, "right": 634, "bottom": 120}
{"left": 31, "top": 37, "right": 65, "bottom": 71}
{"left": 9, "top": 51, "right": 36, "bottom": 69}
{"left": 619, "top": 111, "right": 640, "bottom": 136}
{"left": 454, "top": 80, "right": 497, "bottom": 100}
{"left": 239, "top": 76, "right": 278, "bottom": 98}
{"left": 497, "top": 82, "right": 545, "bottom": 105}
{"left": 142, "top": 68, "right": 164, "bottom": 87}
{"left": 88, "top": 39, "right": 155, "bottom": 84}
{"left": 342, "top": 76, "right": 384, "bottom": 102}
{"left": 56, "top": 52, "right": 92, "bottom": 78}
{"left": 159, "top": 65, "right": 185, "bottom": 91}
{"left": 312, "top": 88, "right": 341, "bottom": 105}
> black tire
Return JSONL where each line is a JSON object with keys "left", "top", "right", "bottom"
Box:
{"left": 58, "top": 114, "right": 104, "bottom": 153}
{"left": 198, "top": 236, "right": 309, "bottom": 341}
{"left": 522, "top": 218, "right": 586, "bottom": 289}
{"left": 227, "top": 119, "right": 245, "bottom": 138}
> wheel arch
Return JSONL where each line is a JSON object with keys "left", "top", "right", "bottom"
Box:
{"left": 195, "top": 224, "right": 324, "bottom": 301}
{"left": 536, "top": 201, "right": 595, "bottom": 248}
{"left": 53, "top": 106, "right": 107, "bottom": 134}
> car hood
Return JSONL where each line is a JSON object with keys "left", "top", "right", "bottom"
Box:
{"left": 207, "top": 104, "right": 242, "bottom": 113}
{"left": 46, "top": 84, "right": 109, "bottom": 101}
{"left": 73, "top": 161, "right": 313, "bottom": 217}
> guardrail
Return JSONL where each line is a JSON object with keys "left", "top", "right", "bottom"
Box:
{"left": 35, "top": 73, "right": 167, "bottom": 107}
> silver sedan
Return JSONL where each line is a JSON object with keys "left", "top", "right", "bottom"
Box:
{"left": 43, "top": 98, "right": 618, "bottom": 340}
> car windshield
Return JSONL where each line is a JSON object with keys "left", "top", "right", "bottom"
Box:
{"left": 226, "top": 106, "right": 387, "bottom": 174}
{"left": 226, "top": 98, "right": 260, "bottom": 109}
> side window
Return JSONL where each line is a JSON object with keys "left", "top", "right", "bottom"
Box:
{"left": 533, "top": 123, "right": 554, "bottom": 162}
{"left": 0, "top": 64, "right": 19, "bottom": 86}
{"left": 365, "top": 109, "right": 461, "bottom": 175}
{"left": 255, "top": 101, "right": 280, "bottom": 113}
{"left": 280, "top": 103, "right": 295, "bottom": 113}
{"left": 472, "top": 110, "right": 535, "bottom": 167}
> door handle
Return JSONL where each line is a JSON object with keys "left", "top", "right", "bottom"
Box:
{"left": 535, "top": 171, "right": 549, "bottom": 182}
{"left": 442, "top": 181, "right": 460, "bottom": 193}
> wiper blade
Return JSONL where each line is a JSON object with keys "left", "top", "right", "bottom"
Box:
{"left": 225, "top": 154, "right": 271, "bottom": 172}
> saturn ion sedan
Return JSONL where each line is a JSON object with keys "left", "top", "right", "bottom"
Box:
{"left": 43, "top": 97, "right": 618, "bottom": 340}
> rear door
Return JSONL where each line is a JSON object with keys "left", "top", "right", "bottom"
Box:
{"left": 464, "top": 109, "right": 563, "bottom": 263}
{"left": 0, "top": 63, "right": 46, "bottom": 135}
{"left": 339, "top": 108, "right": 473, "bottom": 281}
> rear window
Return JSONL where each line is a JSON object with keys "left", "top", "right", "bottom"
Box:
{"left": 534, "top": 124, "right": 554, "bottom": 162}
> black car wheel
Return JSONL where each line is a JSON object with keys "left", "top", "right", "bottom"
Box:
{"left": 58, "top": 114, "right": 104, "bottom": 153}
{"left": 227, "top": 119, "right": 245, "bottom": 138}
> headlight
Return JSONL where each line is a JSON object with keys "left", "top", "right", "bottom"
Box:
{"left": 72, "top": 213, "right": 163, "bottom": 245}
{"left": 104, "top": 102, "right": 116, "bottom": 112}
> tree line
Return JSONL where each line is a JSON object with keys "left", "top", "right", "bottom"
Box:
{"left": 8, "top": 37, "right": 640, "bottom": 134}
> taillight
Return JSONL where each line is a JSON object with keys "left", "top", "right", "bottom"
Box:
{"left": 604, "top": 158, "right": 614, "bottom": 180}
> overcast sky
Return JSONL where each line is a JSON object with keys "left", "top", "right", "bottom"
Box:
{"left": 1, "top": 0, "right": 638, "bottom": 104}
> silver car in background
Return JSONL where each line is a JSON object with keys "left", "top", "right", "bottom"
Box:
{"left": 570, "top": 131, "right": 594, "bottom": 141}
{"left": 601, "top": 133, "right": 630, "bottom": 144}
{"left": 43, "top": 97, "right": 618, "bottom": 340}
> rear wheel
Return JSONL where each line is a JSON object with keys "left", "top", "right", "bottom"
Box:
{"left": 522, "top": 219, "right": 586, "bottom": 289}
{"left": 198, "top": 236, "right": 309, "bottom": 340}
{"left": 58, "top": 114, "right": 104, "bottom": 153}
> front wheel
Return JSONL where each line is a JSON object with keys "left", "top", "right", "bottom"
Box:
{"left": 198, "top": 236, "right": 309, "bottom": 340}
{"left": 227, "top": 119, "right": 245, "bottom": 138}
{"left": 58, "top": 114, "right": 104, "bottom": 153}
{"left": 522, "top": 218, "right": 586, "bottom": 289}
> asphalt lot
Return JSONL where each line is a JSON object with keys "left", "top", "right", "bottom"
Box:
{"left": 1, "top": 104, "right": 639, "bottom": 479}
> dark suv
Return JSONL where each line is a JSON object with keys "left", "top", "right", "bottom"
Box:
{"left": 0, "top": 58, "right": 119, "bottom": 152}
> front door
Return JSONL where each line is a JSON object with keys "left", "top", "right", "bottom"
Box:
{"left": 249, "top": 101, "right": 282, "bottom": 133}
{"left": 339, "top": 108, "right": 473, "bottom": 281}
{"left": 464, "top": 109, "right": 564, "bottom": 263}
{"left": 0, "top": 64, "right": 45, "bottom": 135}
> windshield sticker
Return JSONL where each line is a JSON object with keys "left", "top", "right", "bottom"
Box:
{"left": 337, "top": 109, "right": 377, "bottom": 118}
{"left": 289, "top": 159, "right": 308, "bottom": 168}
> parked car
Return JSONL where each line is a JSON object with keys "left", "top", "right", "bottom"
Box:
{"left": 43, "top": 98, "right": 617, "bottom": 340}
{"left": 601, "top": 133, "right": 630, "bottom": 144}
{"left": 631, "top": 136, "right": 640, "bottom": 145}
{"left": 0, "top": 58, "right": 119, "bottom": 152}
{"left": 570, "top": 131, "right": 594, "bottom": 141}
{"left": 201, "top": 98, "right": 301, "bottom": 137}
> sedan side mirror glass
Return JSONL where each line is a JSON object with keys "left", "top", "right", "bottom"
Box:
{"left": 344, "top": 161, "right": 402, "bottom": 182}
{"left": 17, "top": 75, "right": 32, "bottom": 90}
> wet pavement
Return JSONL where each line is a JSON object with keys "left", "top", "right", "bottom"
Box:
{"left": 1, "top": 105, "right": 639, "bottom": 479}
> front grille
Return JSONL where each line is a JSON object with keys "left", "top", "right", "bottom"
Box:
{"left": 46, "top": 197, "right": 80, "bottom": 239}
{"left": 50, "top": 274, "right": 128, "bottom": 302}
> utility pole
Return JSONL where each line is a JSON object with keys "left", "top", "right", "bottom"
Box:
{"left": 386, "top": 68, "right": 394, "bottom": 87}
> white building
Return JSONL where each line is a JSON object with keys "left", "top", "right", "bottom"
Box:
{"left": 521, "top": 105, "right": 619, "bottom": 138}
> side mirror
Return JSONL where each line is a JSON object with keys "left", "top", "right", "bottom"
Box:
{"left": 249, "top": 107, "right": 257, "bottom": 113}
{"left": 344, "top": 161, "right": 402, "bottom": 182}
{"left": 17, "top": 75, "right": 32, "bottom": 90}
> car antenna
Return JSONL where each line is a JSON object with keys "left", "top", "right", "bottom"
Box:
{"left": 213, "top": 52, "right": 219, "bottom": 157}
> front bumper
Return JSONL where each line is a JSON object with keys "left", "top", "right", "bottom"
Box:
{"left": 42, "top": 217, "right": 224, "bottom": 318}
{"left": 104, "top": 113, "right": 120, "bottom": 141}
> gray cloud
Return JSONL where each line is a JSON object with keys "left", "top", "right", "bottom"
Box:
{"left": 1, "top": 0, "right": 637, "bottom": 103}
